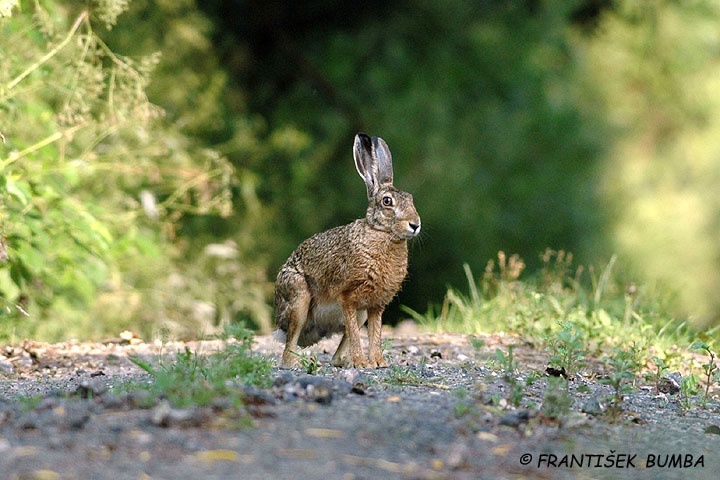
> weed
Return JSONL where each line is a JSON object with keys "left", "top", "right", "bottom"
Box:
{"left": 18, "top": 395, "right": 44, "bottom": 412}
{"left": 290, "top": 350, "right": 321, "bottom": 375}
{"left": 469, "top": 336, "right": 485, "bottom": 351}
{"left": 381, "top": 338, "right": 393, "bottom": 354}
{"left": 482, "top": 251, "right": 525, "bottom": 298}
{"left": 541, "top": 376, "right": 574, "bottom": 422}
{"left": 386, "top": 364, "right": 426, "bottom": 387}
{"left": 130, "top": 324, "right": 273, "bottom": 407}
{"left": 492, "top": 346, "right": 525, "bottom": 407}
{"left": 415, "top": 251, "right": 699, "bottom": 357}
{"left": 680, "top": 374, "right": 701, "bottom": 410}
{"left": 545, "top": 321, "right": 586, "bottom": 377}
{"left": 647, "top": 355, "right": 670, "bottom": 391}
{"left": 384, "top": 359, "right": 448, "bottom": 389}
{"left": 690, "top": 341, "right": 718, "bottom": 399}
{"left": 409, "top": 251, "right": 716, "bottom": 415}
{"left": 452, "top": 388, "right": 476, "bottom": 418}
{"left": 600, "top": 345, "right": 642, "bottom": 413}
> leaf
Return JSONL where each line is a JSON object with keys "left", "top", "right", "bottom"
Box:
{"left": 704, "top": 425, "right": 720, "bottom": 435}
{"left": 29, "top": 471, "right": 59, "bottom": 480}
{"left": 4, "top": 175, "right": 30, "bottom": 206}
{"left": 194, "top": 450, "right": 239, "bottom": 463}
{"left": 129, "top": 355, "right": 157, "bottom": 375}
{"left": 16, "top": 241, "right": 44, "bottom": 274}
{"left": 304, "top": 428, "right": 345, "bottom": 439}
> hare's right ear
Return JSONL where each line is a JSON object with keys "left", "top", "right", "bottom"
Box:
{"left": 354, "top": 133, "right": 394, "bottom": 199}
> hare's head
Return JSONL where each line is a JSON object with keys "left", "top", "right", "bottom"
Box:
{"left": 354, "top": 133, "right": 421, "bottom": 241}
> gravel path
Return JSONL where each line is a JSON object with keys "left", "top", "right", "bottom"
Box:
{"left": 1, "top": 330, "right": 719, "bottom": 479}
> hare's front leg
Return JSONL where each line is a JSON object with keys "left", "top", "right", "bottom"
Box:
{"left": 367, "top": 307, "right": 388, "bottom": 368}
{"left": 338, "top": 302, "right": 368, "bottom": 368}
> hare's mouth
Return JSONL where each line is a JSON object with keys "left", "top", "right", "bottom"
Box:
{"left": 395, "top": 220, "right": 421, "bottom": 239}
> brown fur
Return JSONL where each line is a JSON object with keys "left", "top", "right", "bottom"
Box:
{"left": 274, "top": 134, "right": 420, "bottom": 368}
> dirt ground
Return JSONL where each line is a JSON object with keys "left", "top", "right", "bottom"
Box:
{"left": 0, "top": 328, "right": 718, "bottom": 480}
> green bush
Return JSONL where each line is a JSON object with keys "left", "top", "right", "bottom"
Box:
{"left": 0, "top": 2, "right": 268, "bottom": 340}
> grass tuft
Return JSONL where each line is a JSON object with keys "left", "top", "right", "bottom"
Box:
{"left": 129, "top": 323, "right": 273, "bottom": 408}
{"left": 407, "top": 250, "right": 719, "bottom": 414}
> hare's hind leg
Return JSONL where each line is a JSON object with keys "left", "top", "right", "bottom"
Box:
{"left": 336, "top": 301, "right": 369, "bottom": 368}
{"left": 276, "top": 271, "right": 312, "bottom": 368}
{"left": 331, "top": 310, "right": 367, "bottom": 367}
{"left": 367, "top": 307, "right": 388, "bottom": 368}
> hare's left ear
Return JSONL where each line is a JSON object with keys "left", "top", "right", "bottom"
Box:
{"left": 354, "top": 133, "right": 394, "bottom": 199}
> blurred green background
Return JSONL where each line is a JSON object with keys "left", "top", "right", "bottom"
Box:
{"left": 1, "top": 0, "right": 719, "bottom": 341}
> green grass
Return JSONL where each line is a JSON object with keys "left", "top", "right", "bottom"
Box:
{"left": 405, "top": 250, "right": 716, "bottom": 362}
{"left": 129, "top": 323, "right": 274, "bottom": 408}
{"left": 405, "top": 250, "right": 720, "bottom": 408}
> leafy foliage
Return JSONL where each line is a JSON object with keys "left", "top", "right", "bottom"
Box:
{"left": 3, "top": 0, "right": 720, "bottom": 341}
{"left": 0, "top": 2, "right": 267, "bottom": 340}
{"left": 584, "top": 0, "right": 720, "bottom": 325}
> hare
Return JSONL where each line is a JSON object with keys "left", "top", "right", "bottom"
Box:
{"left": 275, "top": 133, "right": 421, "bottom": 368}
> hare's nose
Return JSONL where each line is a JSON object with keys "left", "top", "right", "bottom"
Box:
{"left": 409, "top": 221, "right": 421, "bottom": 235}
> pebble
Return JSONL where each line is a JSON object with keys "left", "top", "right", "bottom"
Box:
{"left": 581, "top": 397, "right": 606, "bottom": 416}
{"left": 240, "top": 386, "right": 277, "bottom": 406}
{"left": 499, "top": 409, "right": 531, "bottom": 428}
{"left": 275, "top": 375, "right": 335, "bottom": 404}
{"left": 657, "top": 373, "right": 681, "bottom": 394}
{"left": 151, "top": 400, "right": 209, "bottom": 427}
{"left": 74, "top": 379, "right": 108, "bottom": 399}
{"left": 0, "top": 359, "right": 13, "bottom": 374}
{"left": 272, "top": 372, "right": 370, "bottom": 404}
{"left": 444, "top": 440, "right": 471, "bottom": 469}
{"left": 337, "top": 369, "right": 369, "bottom": 395}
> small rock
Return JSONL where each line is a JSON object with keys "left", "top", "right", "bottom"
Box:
{"left": 0, "top": 436, "right": 11, "bottom": 453}
{"left": 581, "top": 397, "right": 606, "bottom": 416}
{"left": 14, "top": 353, "right": 33, "bottom": 370}
{"left": 37, "top": 397, "right": 60, "bottom": 410}
{"left": 74, "top": 379, "right": 108, "bottom": 399}
{"left": 629, "top": 413, "right": 647, "bottom": 425}
{"left": 331, "top": 379, "right": 353, "bottom": 396}
{"left": 240, "top": 386, "right": 277, "bottom": 406}
{"left": 0, "top": 359, "right": 13, "bottom": 374}
{"left": 499, "top": 409, "right": 531, "bottom": 428}
{"left": 298, "top": 376, "right": 333, "bottom": 404}
{"left": 405, "top": 345, "right": 420, "bottom": 355}
{"left": 444, "top": 440, "right": 471, "bottom": 469}
{"left": 545, "top": 366, "right": 567, "bottom": 378}
{"left": 273, "top": 371, "right": 294, "bottom": 387}
{"left": 151, "top": 400, "right": 208, "bottom": 427}
{"left": 657, "top": 373, "right": 681, "bottom": 394}
{"left": 278, "top": 375, "right": 335, "bottom": 404}
{"left": 17, "top": 412, "right": 41, "bottom": 430}
{"left": 125, "top": 389, "right": 155, "bottom": 408}
{"left": 99, "top": 393, "right": 125, "bottom": 409}
{"left": 63, "top": 405, "right": 91, "bottom": 430}
{"left": 337, "top": 370, "right": 368, "bottom": 395}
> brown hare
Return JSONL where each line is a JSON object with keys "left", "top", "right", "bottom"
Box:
{"left": 275, "top": 133, "right": 421, "bottom": 368}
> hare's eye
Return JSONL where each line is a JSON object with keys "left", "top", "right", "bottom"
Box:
{"left": 382, "top": 195, "right": 394, "bottom": 207}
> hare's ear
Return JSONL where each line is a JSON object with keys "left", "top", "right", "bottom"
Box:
{"left": 354, "top": 133, "right": 394, "bottom": 199}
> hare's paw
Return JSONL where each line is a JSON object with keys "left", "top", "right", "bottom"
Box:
{"left": 333, "top": 355, "right": 369, "bottom": 369}
{"left": 368, "top": 354, "right": 388, "bottom": 369}
{"left": 280, "top": 349, "right": 302, "bottom": 369}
